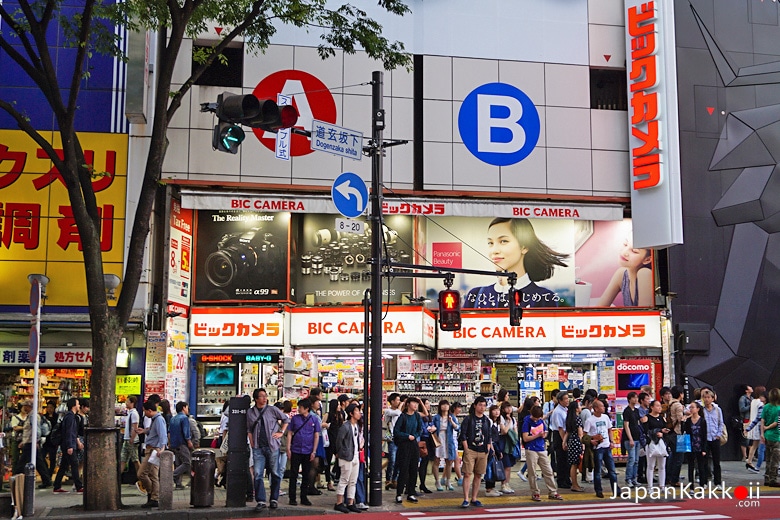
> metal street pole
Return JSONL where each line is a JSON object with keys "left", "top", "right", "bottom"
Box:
{"left": 369, "top": 70, "right": 384, "bottom": 507}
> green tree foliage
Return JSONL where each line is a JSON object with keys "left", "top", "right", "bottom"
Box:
{"left": 0, "top": 0, "right": 409, "bottom": 510}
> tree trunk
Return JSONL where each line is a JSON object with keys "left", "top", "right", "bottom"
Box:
{"left": 83, "top": 305, "right": 122, "bottom": 510}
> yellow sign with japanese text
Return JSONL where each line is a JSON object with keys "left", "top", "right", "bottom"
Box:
{"left": 116, "top": 375, "right": 142, "bottom": 395}
{"left": 0, "top": 130, "right": 127, "bottom": 306}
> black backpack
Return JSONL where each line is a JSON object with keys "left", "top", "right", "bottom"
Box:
{"left": 49, "top": 416, "right": 63, "bottom": 447}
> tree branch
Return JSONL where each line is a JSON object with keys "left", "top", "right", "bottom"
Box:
{"left": 0, "top": 99, "right": 66, "bottom": 174}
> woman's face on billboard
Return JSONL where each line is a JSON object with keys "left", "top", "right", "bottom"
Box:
{"left": 487, "top": 220, "right": 528, "bottom": 272}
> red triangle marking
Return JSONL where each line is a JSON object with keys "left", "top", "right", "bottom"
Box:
{"left": 215, "top": 27, "right": 223, "bottom": 35}
{"left": 706, "top": 107, "right": 715, "bottom": 115}
{"left": 604, "top": 54, "right": 611, "bottom": 62}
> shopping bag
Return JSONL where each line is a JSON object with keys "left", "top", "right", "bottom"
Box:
{"left": 491, "top": 455, "right": 506, "bottom": 481}
{"left": 646, "top": 438, "right": 668, "bottom": 458}
{"left": 322, "top": 429, "right": 330, "bottom": 448}
{"left": 676, "top": 433, "right": 691, "bottom": 453}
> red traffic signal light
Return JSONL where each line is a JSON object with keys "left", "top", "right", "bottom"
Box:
{"left": 438, "top": 289, "right": 461, "bottom": 331}
{"left": 508, "top": 288, "right": 523, "bottom": 326}
{"left": 216, "top": 92, "right": 298, "bottom": 132}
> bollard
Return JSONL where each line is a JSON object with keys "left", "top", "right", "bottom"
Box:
{"left": 190, "top": 449, "right": 215, "bottom": 508}
{"left": 22, "top": 463, "right": 34, "bottom": 517}
{"left": 158, "top": 450, "right": 175, "bottom": 510}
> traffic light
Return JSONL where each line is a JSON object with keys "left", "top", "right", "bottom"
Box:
{"left": 211, "top": 92, "right": 298, "bottom": 153}
{"left": 438, "top": 289, "right": 461, "bottom": 331}
{"left": 508, "top": 288, "right": 523, "bottom": 326}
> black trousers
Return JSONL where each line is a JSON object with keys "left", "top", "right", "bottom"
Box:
{"left": 289, "top": 452, "right": 313, "bottom": 501}
{"left": 637, "top": 454, "right": 647, "bottom": 482}
{"left": 395, "top": 441, "right": 419, "bottom": 498}
{"left": 552, "top": 431, "right": 570, "bottom": 487}
{"left": 54, "top": 450, "right": 82, "bottom": 490}
{"left": 706, "top": 440, "right": 722, "bottom": 485}
{"left": 688, "top": 451, "right": 707, "bottom": 486}
{"left": 15, "top": 444, "right": 52, "bottom": 486}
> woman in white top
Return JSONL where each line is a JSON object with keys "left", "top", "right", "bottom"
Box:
{"left": 746, "top": 386, "right": 766, "bottom": 472}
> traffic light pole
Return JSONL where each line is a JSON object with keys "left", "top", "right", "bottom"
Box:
{"left": 368, "top": 70, "right": 385, "bottom": 507}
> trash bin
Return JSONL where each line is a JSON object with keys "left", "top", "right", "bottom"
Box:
{"left": 190, "top": 449, "right": 216, "bottom": 507}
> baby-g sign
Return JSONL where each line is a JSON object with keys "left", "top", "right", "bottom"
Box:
{"left": 458, "top": 82, "right": 540, "bottom": 166}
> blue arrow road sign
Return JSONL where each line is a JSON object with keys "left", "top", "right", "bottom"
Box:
{"left": 331, "top": 172, "right": 368, "bottom": 218}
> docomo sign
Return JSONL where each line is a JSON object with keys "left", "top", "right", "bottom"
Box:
{"left": 616, "top": 361, "right": 652, "bottom": 372}
{"left": 627, "top": 1, "right": 663, "bottom": 191}
{"left": 439, "top": 312, "right": 662, "bottom": 348}
{"left": 189, "top": 307, "right": 284, "bottom": 346}
{"left": 290, "top": 309, "right": 433, "bottom": 346}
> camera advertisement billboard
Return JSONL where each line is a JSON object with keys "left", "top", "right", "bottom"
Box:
{"left": 293, "top": 213, "right": 413, "bottom": 304}
{"left": 193, "top": 210, "right": 291, "bottom": 303}
{"left": 422, "top": 217, "right": 653, "bottom": 309}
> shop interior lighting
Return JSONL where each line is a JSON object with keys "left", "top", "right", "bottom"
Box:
{"left": 499, "top": 350, "right": 554, "bottom": 355}
{"left": 116, "top": 337, "right": 130, "bottom": 368}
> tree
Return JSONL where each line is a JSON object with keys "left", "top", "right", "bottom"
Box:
{"left": 0, "top": 0, "right": 410, "bottom": 510}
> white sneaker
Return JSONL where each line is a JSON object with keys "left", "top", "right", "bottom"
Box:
{"left": 486, "top": 489, "right": 502, "bottom": 497}
{"left": 501, "top": 484, "right": 515, "bottom": 494}
{"left": 356, "top": 502, "right": 369, "bottom": 510}
{"left": 517, "top": 471, "right": 528, "bottom": 482}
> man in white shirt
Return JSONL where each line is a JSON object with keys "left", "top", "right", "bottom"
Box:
{"left": 383, "top": 393, "right": 402, "bottom": 489}
{"left": 550, "top": 392, "right": 571, "bottom": 488}
{"left": 584, "top": 399, "right": 617, "bottom": 498}
{"left": 120, "top": 395, "right": 140, "bottom": 476}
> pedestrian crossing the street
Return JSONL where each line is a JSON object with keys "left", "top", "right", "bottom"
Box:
{"left": 399, "top": 501, "right": 733, "bottom": 520}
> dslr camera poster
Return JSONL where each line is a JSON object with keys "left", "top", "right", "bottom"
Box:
{"left": 193, "top": 210, "right": 291, "bottom": 303}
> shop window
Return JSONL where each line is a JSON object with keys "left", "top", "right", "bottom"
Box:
{"left": 590, "top": 68, "right": 627, "bottom": 111}
{"left": 192, "top": 44, "right": 243, "bottom": 88}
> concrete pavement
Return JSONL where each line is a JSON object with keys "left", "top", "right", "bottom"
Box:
{"left": 7, "top": 460, "right": 777, "bottom": 519}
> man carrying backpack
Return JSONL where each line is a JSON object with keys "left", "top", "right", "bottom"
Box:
{"left": 458, "top": 396, "right": 495, "bottom": 508}
{"left": 53, "top": 398, "right": 83, "bottom": 493}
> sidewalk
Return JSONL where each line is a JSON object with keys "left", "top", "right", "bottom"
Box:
{"left": 13, "top": 460, "right": 779, "bottom": 519}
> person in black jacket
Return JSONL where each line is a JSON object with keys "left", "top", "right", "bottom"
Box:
{"left": 684, "top": 401, "right": 708, "bottom": 486}
{"left": 393, "top": 397, "right": 424, "bottom": 504}
{"left": 53, "top": 398, "right": 83, "bottom": 493}
{"left": 458, "top": 396, "right": 495, "bottom": 508}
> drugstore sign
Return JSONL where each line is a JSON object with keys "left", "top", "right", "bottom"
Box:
{"left": 289, "top": 307, "right": 436, "bottom": 347}
{"left": 189, "top": 307, "right": 285, "bottom": 346}
{"left": 1, "top": 347, "right": 93, "bottom": 366}
{"left": 0, "top": 130, "right": 128, "bottom": 306}
{"left": 439, "top": 311, "right": 661, "bottom": 348}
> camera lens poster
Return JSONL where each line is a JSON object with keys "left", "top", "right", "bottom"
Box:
{"left": 294, "top": 214, "right": 413, "bottom": 304}
{"left": 193, "top": 210, "right": 291, "bottom": 302}
{"left": 422, "top": 217, "right": 652, "bottom": 309}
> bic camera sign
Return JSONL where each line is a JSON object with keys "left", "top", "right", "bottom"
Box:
{"left": 458, "top": 82, "right": 540, "bottom": 167}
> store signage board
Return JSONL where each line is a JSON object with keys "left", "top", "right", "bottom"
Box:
{"left": 438, "top": 312, "right": 661, "bottom": 348}
{"left": 199, "top": 353, "right": 280, "bottom": 364}
{"left": 484, "top": 354, "right": 610, "bottom": 363}
{"left": 289, "top": 308, "right": 432, "bottom": 346}
{"left": 624, "top": 0, "right": 683, "bottom": 248}
{"left": 190, "top": 308, "right": 285, "bottom": 346}
{"left": 275, "top": 94, "right": 292, "bottom": 161}
{"left": 0, "top": 347, "right": 92, "bottom": 367}
{"left": 181, "top": 192, "right": 623, "bottom": 221}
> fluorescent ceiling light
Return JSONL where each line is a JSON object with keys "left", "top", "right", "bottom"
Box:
{"left": 499, "top": 350, "right": 553, "bottom": 355}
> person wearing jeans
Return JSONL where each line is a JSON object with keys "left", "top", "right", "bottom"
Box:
{"left": 247, "top": 388, "right": 289, "bottom": 511}
{"left": 383, "top": 393, "right": 402, "bottom": 489}
{"left": 701, "top": 389, "right": 724, "bottom": 486}
{"left": 622, "top": 392, "right": 641, "bottom": 487}
{"left": 583, "top": 399, "right": 616, "bottom": 498}
{"left": 169, "top": 402, "right": 194, "bottom": 489}
{"left": 136, "top": 400, "right": 167, "bottom": 507}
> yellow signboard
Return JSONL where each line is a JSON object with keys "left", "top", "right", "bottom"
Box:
{"left": 0, "top": 130, "right": 128, "bottom": 306}
{"left": 116, "top": 375, "right": 142, "bottom": 395}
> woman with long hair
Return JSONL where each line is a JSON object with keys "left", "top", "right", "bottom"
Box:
{"left": 432, "top": 400, "right": 458, "bottom": 491}
{"left": 498, "top": 401, "right": 518, "bottom": 492}
{"left": 417, "top": 398, "right": 436, "bottom": 494}
{"left": 484, "top": 405, "right": 503, "bottom": 497}
{"left": 563, "top": 401, "right": 585, "bottom": 492}
{"left": 326, "top": 398, "right": 344, "bottom": 487}
{"left": 516, "top": 396, "right": 538, "bottom": 482}
{"left": 746, "top": 386, "right": 767, "bottom": 472}
{"left": 643, "top": 400, "right": 670, "bottom": 488}
{"left": 463, "top": 218, "right": 568, "bottom": 309}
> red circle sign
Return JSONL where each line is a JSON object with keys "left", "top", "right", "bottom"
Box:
{"left": 252, "top": 70, "right": 338, "bottom": 157}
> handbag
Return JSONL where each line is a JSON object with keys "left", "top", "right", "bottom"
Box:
{"left": 321, "top": 429, "right": 330, "bottom": 448}
{"left": 676, "top": 433, "right": 691, "bottom": 453}
{"left": 646, "top": 438, "right": 668, "bottom": 458}
{"left": 491, "top": 455, "right": 506, "bottom": 481}
{"left": 719, "top": 423, "right": 728, "bottom": 446}
{"left": 418, "top": 440, "right": 429, "bottom": 458}
{"left": 210, "top": 436, "right": 219, "bottom": 449}
{"left": 431, "top": 432, "right": 442, "bottom": 449}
